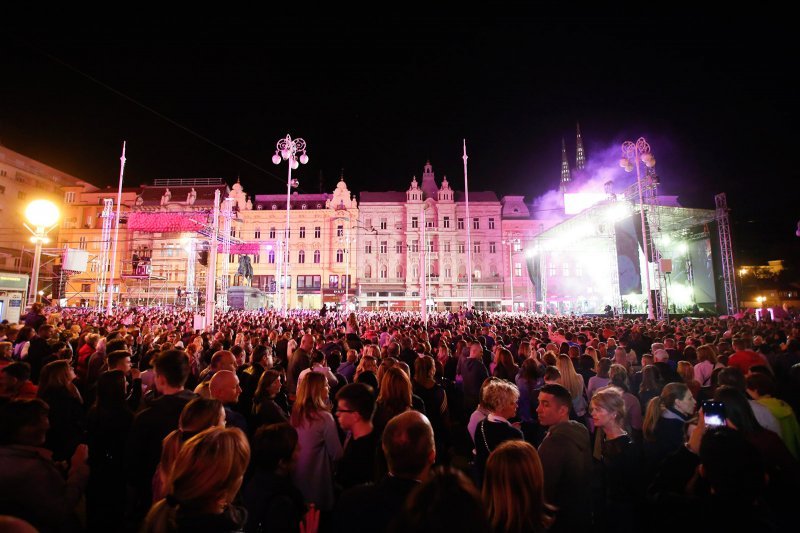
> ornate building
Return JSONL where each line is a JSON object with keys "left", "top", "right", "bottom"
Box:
{"left": 357, "top": 162, "right": 504, "bottom": 311}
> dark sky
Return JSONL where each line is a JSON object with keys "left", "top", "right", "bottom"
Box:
{"left": 1, "top": 10, "right": 797, "bottom": 265}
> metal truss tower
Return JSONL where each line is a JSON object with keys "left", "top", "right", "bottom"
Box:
{"left": 715, "top": 193, "right": 738, "bottom": 315}
{"left": 96, "top": 199, "right": 114, "bottom": 310}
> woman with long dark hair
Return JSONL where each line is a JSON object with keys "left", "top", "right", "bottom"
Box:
{"left": 37, "top": 360, "right": 85, "bottom": 462}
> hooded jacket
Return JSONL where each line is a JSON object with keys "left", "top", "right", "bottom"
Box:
{"left": 538, "top": 420, "right": 593, "bottom": 533}
{"left": 758, "top": 397, "right": 800, "bottom": 458}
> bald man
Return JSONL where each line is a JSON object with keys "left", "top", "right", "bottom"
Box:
{"left": 210, "top": 370, "right": 247, "bottom": 432}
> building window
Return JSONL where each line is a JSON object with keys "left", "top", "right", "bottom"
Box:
{"left": 301, "top": 204, "right": 307, "bottom": 210}
{"left": 473, "top": 242, "right": 481, "bottom": 254}
{"left": 314, "top": 250, "right": 321, "bottom": 263}
{"left": 489, "top": 242, "right": 496, "bottom": 254}
{"left": 18, "top": 191, "right": 27, "bottom": 200}
{"left": 396, "top": 265, "right": 403, "bottom": 278}
{"left": 269, "top": 227, "right": 276, "bottom": 239}
{"left": 457, "top": 218, "right": 464, "bottom": 230}
{"left": 395, "top": 241, "right": 403, "bottom": 254}
{"left": 474, "top": 270, "right": 482, "bottom": 279}
{"left": 563, "top": 263, "right": 569, "bottom": 277}
{"left": 428, "top": 240, "right": 434, "bottom": 252}
{"left": 231, "top": 228, "right": 236, "bottom": 238}
{"left": 64, "top": 191, "right": 76, "bottom": 203}
{"left": 81, "top": 283, "right": 91, "bottom": 292}
{"left": 458, "top": 242, "right": 465, "bottom": 254}
{"left": 443, "top": 216, "right": 450, "bottom": 229}
{"left": 411, "top": 240, "right": 419, "bottom": 253}
{"left": 426, "top": 218, "right": 434, "bottom": 228}
{"left": 79, "top": 236, "right": 87, "bottom": 250}
{"left": 286, "top": 229, "right": 290, "bottom": 239}
{"left": 253, "top": 254, "right": 260, "bottom": 264}
{"left": 575, "top": 265, "right": 582, "bottom": 277}
{"left": 380, "top": 265, "right": 388, "bottom": 278}
{"left": 336, "top": 249, "right": 344, "bottom": 263}
{"left": 380, "top": 241, "right": 387, "bottom": 254}
{"left": 473, "top": 218, "right": 480, "bottom": 230}
{"left": 445, "top": 266, "right": 452, "bottom": 278}
{"left": 380, "top": 218, "right": 387, "bottom": 230}
{"left": 298, "top": 250, "right": 305, "bottom": 263}
{"left": 514, "top": 262, "right": 522, "bottom": 277}
{"left": 299, "top": 227, "right": 306, "bottom": 238}
{"left": 271, "top": 204, "right": 277, "bottom": 210}
{"left": 411, "top": 217, "right": 418, "bottom": 229}
{"left": 329, "top": 275, "right": 339, "bottom": 288}
{"left": 337, "top": 225, "right": 344, "bottom": 237}
{"left": 364, "top": 265, "right": 372, "bottom": 279}
{"left": 412, "top": 265, "right": 418, "bottom": 279}
{"left": 365, "top": 242, "right": 372, "bottom": 254}
{"left": 444, "top": 241, "right": 451, "bottom": 253}
{"left": 514, "top": 241, "right": 522, "bottom": 252}
{"left": 365, "top": 219, "right": 372, "bottom": 230}
{"left": 254, "top": 229, "right": 261, "bottom": 239}
{"left": 315, "top": 226, "right": 321, "bottom": 238}
{"left": 268, "top": 250, "right": 275, "bottom": 263}
{"left": 488, "top": 218, "right": 495, "bottom": 229}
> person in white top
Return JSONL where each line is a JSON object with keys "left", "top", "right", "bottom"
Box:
{"left": 297, "top": 350, "right": 339, "bottom": 389}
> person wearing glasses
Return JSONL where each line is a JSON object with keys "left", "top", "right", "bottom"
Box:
{"left": 335, "top": 383, "right": 379, "bottom": 489}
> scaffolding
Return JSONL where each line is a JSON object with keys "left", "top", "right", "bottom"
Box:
{"left": 715, "top": 193, "right": 738, "bottom": 315}
{"left": 96, "top": 199, "right": 114, "bottom": 310}
{"left": 218, "top": 197, "right": 234, "bottom": 309}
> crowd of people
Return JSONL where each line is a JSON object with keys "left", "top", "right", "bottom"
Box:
{"left": 1, "top": 301, "right": 799, "bottom": 532}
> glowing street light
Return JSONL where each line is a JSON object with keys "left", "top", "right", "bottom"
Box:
{"left": 24, "top": 199, "right": 60, "bottom": 307}
{"left": 272, "top": 134, "right": 308, "bottom": 315}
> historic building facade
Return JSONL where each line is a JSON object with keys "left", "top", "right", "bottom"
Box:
{"left": 357, "top": 162, "right": 505, "bottom": 311}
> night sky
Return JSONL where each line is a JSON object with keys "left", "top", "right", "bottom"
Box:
{"left": 1, "top": 10, "right": 797, "bottom": 265}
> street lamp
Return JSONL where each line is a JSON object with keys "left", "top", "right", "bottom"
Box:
{"left": 620, "top": 137, "right": 657, "bottom": 320}
{"left": 272, "top": 134, "right": 308, "bottom": 315}
{"left": 503, "top": 235, "right": 521, "bottom": 312}
{"left": 24, "top": 199, "right": 60, "bottom": 307}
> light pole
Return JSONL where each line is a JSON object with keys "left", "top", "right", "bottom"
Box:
{"left": 272, "top": 134, "right": 308, "bottom": 315}
{"left": 620, "top": 137, "right": 656, "bottom": 320}
{"left": 24, "top": 200, "right": 60, "bottom": 307}
{"left": 503, "top": 236, "right": 520, "bottom": 312}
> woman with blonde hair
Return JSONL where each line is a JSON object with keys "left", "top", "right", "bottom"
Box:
{"left": 354, "top": 354, "right": 379, "bottom": 390}
{"left": 483, "top": 440, "right": 553, "bottom": 533}
{"left": 474, "top": 379, "right": 523, "bottom": 483}
{"left": 143, "top": 427, "right": 250, "bottom": 533}
{"left": 590, "top": 387, "right": 641, "bottom": 532}
{"left": 290, "top": 372, "right": 342, "bottom": 511}
{"left": 37, "top": 359, "right": 84, "bottom": 461}
{"left": 677, "top": 361, "right": 701, "bottom": 399}
{"left": 373, "top": 366, "right": 418, "bottom": 435}
{"left": 153, "top": 398, "right": 226, "bottom": 501}
{"left": 556, "top": 354, "right": 587, "bottom": 421}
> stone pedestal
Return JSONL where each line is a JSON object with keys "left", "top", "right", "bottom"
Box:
{"left": 227, "top": 286, "right": 266, "bottom": 310}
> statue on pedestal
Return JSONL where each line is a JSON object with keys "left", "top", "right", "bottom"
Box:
{"left": 237, "top": 255, "right": 253, "bottom": 286}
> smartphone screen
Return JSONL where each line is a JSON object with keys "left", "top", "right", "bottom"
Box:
{"left": 702, "top": 400, "right": 726, "bottom": 427}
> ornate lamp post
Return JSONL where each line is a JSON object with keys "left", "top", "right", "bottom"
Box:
{"left": 24, "top": 199, "right": 60, "bottom": 307}
{"left": 620, "top": 137, "right": 657, "bottom": 320}
{"left": 272, "top": 134, "right": 308, "bottom": 315}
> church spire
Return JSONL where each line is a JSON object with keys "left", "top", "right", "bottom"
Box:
{"left": 560, "top": 138, "right": 571, "bottom": 193}
{"left": 576, "top": 122, "right": 586, "bottom": 171}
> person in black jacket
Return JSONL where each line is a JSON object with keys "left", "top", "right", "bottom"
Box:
{"left": 333, "top": 411, "right": 436, "bottom": 533}
{"left": 243, "top": 423, "right": 308, "bottom": 533}
{"left": 474, "top": 379, "right": 524, "bottom": 485}
{"left": 125, "top": 349, "right": 197, "bottom": 525}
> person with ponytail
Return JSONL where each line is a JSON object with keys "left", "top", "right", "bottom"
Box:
{"left": 153, "top": 398, "right": 226, "bottom": 502}
{"left": 642, "top": 382, "right": 695, "bottom": 471}
{"left": 143, "top": 426, "right": 250, "bottom": 533}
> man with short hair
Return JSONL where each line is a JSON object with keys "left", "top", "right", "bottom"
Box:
{"left": 333, "top": 411, "right": 435, "bottom": 533}
{"left": 107, "top": 349, "right": 143, "bottom": 410}
{"left": 0, "top": 363, "right": 38, "bottom": 401}
{"left": 729, "top": 337, "right": 770, "bottom": 375}
{"left": 25, "top": 324, "right": 54, "bottom": 384}
{"left": 195, "top": 349, "right": 237, "bottom": 398}
{"left": 335, "top": 383, "right": 379, "bottom": 489}
{"left": 653, "top": 349, "right": 682, "bottom": 384}
{"left": 458, "top": 342, "right": 489, "bottom": 414}
{"left": 287, "top": 334, "right": 314, "bottom": 399}
{"left": 536, "top": 383, "right": 592, "bottom": 533}
{"left": 125, "top": 349, "right": 197, "bottom": 521}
